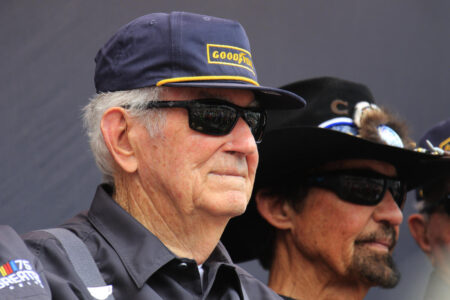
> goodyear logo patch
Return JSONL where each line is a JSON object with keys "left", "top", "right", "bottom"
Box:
{"left": 207, "top": 44, "right": 255, "bottom": 75}
{"left": 439, "top": 137, "right": 450, "bottom": 152}
{"left": 0, "top": 259, "right": 44, "bottom": 290}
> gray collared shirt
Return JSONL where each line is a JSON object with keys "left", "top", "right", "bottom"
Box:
{"left": 22, "top": 184, "right": 281, "bottom": 299}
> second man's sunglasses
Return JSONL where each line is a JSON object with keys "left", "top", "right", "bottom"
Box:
{"left": 127, "top": 98, "right": 267, "bottom": 143}
{"left": 306, "top": 170, "right": 406, "bottom": 208}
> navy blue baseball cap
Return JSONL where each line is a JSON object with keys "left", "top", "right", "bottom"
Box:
{"left": 94, "top": 12, "right": 306, "bottom": 109}
{"left": 417, "top": 118, "right": 450, "bottom": 154}
{"left": 416, "top": 118, "right": 450, "bottom": 203}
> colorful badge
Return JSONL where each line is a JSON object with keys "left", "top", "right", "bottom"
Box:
{"left": 0, "top": 259, "right": 44, "bottom": 291}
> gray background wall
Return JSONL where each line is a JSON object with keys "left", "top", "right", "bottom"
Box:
{"left": 1, "top": 1, "right": 448, "bottom": 299}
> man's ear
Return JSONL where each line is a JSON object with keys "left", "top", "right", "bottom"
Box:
{"left": 255, "top": 189, "right": 293, "bottom": 230}
{"left": 408, "top": 213, "right": 432, "bottom": 256}
{"left": 100, "top": 107, "right": 138, "bottom": 173}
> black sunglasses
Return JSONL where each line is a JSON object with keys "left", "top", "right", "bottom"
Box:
{"left": 306, "top": 170, "right": 406, "bottom": 208}
{"left": 132, "top": 98, "right": 266, "bottom": 143}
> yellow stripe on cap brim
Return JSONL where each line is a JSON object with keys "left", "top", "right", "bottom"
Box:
{"left": 157, "top": 76, "right": 260, "bottom": 87}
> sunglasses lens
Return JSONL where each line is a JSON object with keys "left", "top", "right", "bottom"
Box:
{"left": 309, "top": 171, "right": 406, "bottom": 208}
{"left": 189, "top": 102, "right": 264, "bottom": 142}
{"left": 340, "top": 175, "right": 384, "bottom": 205}
{"left": 142, "top": 99, "right": 265, "bottom": 141}
{"left": 243, "top": 111, "right": 264, "bottom": 142}
{"left": 190, "top": 105, "right": 237, "bottom": 135}
{"left": 388, "top": 181, "right": 405, "bottom": 207}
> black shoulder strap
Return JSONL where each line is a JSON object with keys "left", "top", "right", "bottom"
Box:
{"left": 42, "top": 228, "right": 115, "bottom": 300}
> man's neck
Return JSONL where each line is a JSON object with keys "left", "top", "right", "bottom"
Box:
{"left": 113, "top": 174, "right": 229, "bottom": 264}
{"left": 268, "top": 234, "right": 369, "bottom": 300}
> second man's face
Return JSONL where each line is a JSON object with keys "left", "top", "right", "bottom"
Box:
{"left": 289, "top": 159, "right": 403, "bottom": 288}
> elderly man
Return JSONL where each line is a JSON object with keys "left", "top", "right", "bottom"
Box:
{"left": 222, "top": 77, "right": 449, "bottom": 300}
{"left": 408, "top": 119, "right": 450, "bottom": 300}
{"left": 0, "top": 12, "right": 305, "bottom": 299}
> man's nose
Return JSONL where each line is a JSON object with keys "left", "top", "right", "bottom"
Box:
{"left": 373, "top": 191, "right": 404, "bottom": 226}
{"left": 225, "top": 117, "right": 258, "bottom": 155}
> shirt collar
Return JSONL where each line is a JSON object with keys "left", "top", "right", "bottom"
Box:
{"left": 207, "top": 241, "right": 234, "bottom": 265}
{"left": 86, "top": 184, "right": 236, "bottom": 288}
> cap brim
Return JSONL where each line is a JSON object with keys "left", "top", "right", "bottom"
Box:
{"left": 221, "top": 126, "right": 450, "bottom": 263}
{"left": 164, "top": 82, "right": 306, "bottom": 109}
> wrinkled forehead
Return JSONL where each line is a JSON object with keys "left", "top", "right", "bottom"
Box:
{"left": 160, "top": 87, "right": 255, "bottom": 106}
{"left": 312, "top": 159, "right": 398, "bottom": 177}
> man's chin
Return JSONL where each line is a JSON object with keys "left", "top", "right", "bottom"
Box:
{"left": 350, "top": 247, "right": 401, "bottom": 288}
{"left": 201, "top": 192, "right": 249, "bottom": 218}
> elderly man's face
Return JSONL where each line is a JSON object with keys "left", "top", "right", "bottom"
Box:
{"left": 420, "top": 179, "right": 450, "bottom": 276}
{"left": 426, "top": 211, "right": 450, "bottom": 273}
{"left": 132, "top": 87, "right": 258, "bottom": 219}
{"left": 289, "top": 159, "right": 403, "bottom": 288}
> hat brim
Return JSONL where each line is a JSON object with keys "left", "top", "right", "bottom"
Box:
{"left": 164, "top": 82, "right": 306, "bottom": 109}
{"left": 221, "top": 126, "right": 450, "bottom": 263}
{"left": 256, "top": 126, "right": 449, "bottom": 190}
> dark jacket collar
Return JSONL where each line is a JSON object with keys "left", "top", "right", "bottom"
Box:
{"left": 87, "top": 184, "right": 234, "bottom": 288}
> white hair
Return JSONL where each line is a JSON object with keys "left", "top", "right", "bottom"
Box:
{"left": 82, "top": 87, "right": 167, "bottom": 185}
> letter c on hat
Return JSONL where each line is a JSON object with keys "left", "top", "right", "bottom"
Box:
{"left": 330, "top": 99, "right": 349, "bottom": 115}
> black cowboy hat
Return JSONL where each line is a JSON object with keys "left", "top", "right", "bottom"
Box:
{"left": 222, "top": 77, "right": 450, "bottom": 263}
